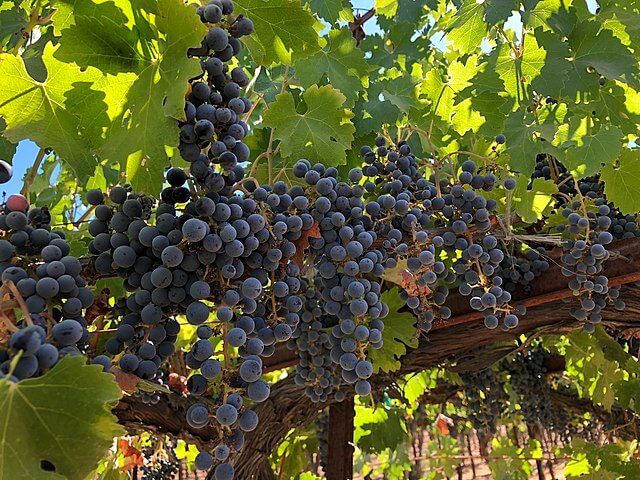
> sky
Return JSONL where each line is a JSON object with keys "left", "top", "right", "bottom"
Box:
{"left": 3, "top": 0, "right": 600, "bottom": 197}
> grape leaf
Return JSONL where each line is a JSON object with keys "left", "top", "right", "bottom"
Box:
{"left": 295, "top": 29, "right": 371, "bottom": 106}
{"left": 521, "top": 0, "right": 577, "bottom": 36}
{"left": 601, "top": 150, "right": 640, "bottom": 214}
{"left": 563, "top": 20, "right": 640, "bottom": 98}
{"left": 0, "top": 356, "right": 123, "bottom": 480}
{"left": 420, "top": 55, "right": 479, "bottom": 124}
{"left": 510, "top": 175, "right": 558, "bottom": 223}
{"left": 262, "top": 84, "right": 355, "bottom": 166}
{"left": 484, "top": 0, "right": 519, "bottom": 24}
{"left": 375, "top": 0, "right": 398, "bottom": 17}
{"left": 444, "top": 0, "right": 488, "bottom": 53}
{"left": 559, "top": 123, "right": 622, "bottom": 178}
{"left": 381, "top": 75, "right": 420, "bottom": 113}
{"left": 353, "top": 96, "right": 401, "bottom": 136}
{"left": 98, "top": 0, "right": 206, "bottom": 192}
{"left": 0, "top": 43, "right": 106, "bottom": 180}
{"left": 0, "top": 1, "right": 29, "bottom": 50}
{"left": 369, "top": 287, "right": 418, "bottom": 373}
{"left": 52, "top": 0, "right": 143, "bottom": 74}
{"left": 452, "top": 91, "right": 507, "bottom": 136}
{"left": 307, "top": 0, "right": 353, "bottom": 24}
{"left": 233, "top": 0, "right": 320, "bottom": 66}
{"left": 504, "top": 104, "right": 566, "bottom": 174}
{"left": 353, "top": 406, "right": 407, "bottom": 454}
{"left": 0, "top": 119, "right": 17, "bottom": 163}
{"left": 531, "top": 28, "right": 572, "bottom": 99}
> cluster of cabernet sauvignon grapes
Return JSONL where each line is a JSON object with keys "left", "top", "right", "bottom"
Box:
{"left": 460, "top": 369, "right": 504, "bottom": 434}
{"left": 502, "top": 346, "right": 574, "bottom": 440}
{"left": 0, "top": 193, "right": 107, "bottom": 382}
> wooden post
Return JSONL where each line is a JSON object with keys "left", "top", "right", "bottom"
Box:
{"left": 326, "top": 397, "right": 355, "bottom": 480}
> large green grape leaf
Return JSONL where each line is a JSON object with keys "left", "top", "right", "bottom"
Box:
{"left": 504, "top": 103, "right": 567, "bottom": 174}
{"left": 0, "top": 43, "right": 107, "bottom": 180}
{"left": 555, "top": 121, "right": 622, "bottom": 178}
{"left": 521, "top": 0, "right": 577, "bottom": 36}
{"left": 601, "top": 150, "right": 640, "bottom": 214}
{"left": 354, "top": 406, "right": 407, "bottom": 454}
{"left": 262, "top": 85, "right": 355, "bottom": 166}
{"left": 452, "top": 91, "right": 507, "bottom": 136}
{"left": 381, "top": 75, "right": 420, "bottom": 113}
{"left": 531, "top": 28, "right": 572, "bottom": 99}
{"left": 233, "top": 0, "right": 320, "bottom": 66}
{"left": 52, "top": 0, "right": 143, "bottom": 74}
{"left": 563, "top": 20, "right": 640, "bottom": 98}
{"left": 295, "top": 29, "right": 371, "bottom": 106}
{"left": 420, "top": 55, "right": 480, "bottom": 124}
{"left": 484, "top": 0, "right": 519, "bottom": 24}
{"left": 443, "top": 0, "right": 488, "bottom": 53}
{"left": 369, "top": 287, "right": 418, "bottom": 373}
{"left": 353, "top": 97, "right": 401, "bottom": 136}
{"left": 0, "top": 356, "right": 123, "bottom": 480}
{"left": 0, "top": 1, "right": 30, "bottom": 50}
{"left": 510, "top": 175, "right": 558, "bottom": 223}
{"left": 307, "top": 0, "right": 353, "bottom": 24}
{"left": 97, "top": 0, "right": 207, "bottom": 192}
{"left": 375, "top": 0, "right": 398, "bottom": 17}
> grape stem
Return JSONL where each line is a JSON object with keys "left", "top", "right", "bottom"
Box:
{"left": 3, "top": 280, "right": 33, "bottom": 326}
{"left": 21, "top": 147, "right": 47, "bottom": 199}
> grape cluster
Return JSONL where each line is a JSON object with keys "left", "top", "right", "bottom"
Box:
{"left": 315, "top": 411, "right": 329, "bottom": 472}
{"left": 557, "top": 200, "right": 624, "bottom": 331}
{"left": 140, "top": 444, "right": 179, "bottom": 480}
{"left": 0, "top": 193, "right": 99, "bottom": 382}
{"left": 460, "top": 369, "right": 504, "bottom": 434}
{"left": 171, "top": 0, "right": 254, "bottom": 202}
{"left": 503, "top": 346, "right": 574, "bottom": 440}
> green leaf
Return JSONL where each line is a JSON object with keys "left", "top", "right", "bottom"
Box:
{"left": 98, "top": 0, "right": 207, "bottom": 192}
{"left": 504, "top": 104, "right": 567, "bottom": 174}
{"left": 521, "top": 0, "right": 577, "bottom": 36}
{"left": 295, "top": 28, "right": 370, "bottom": 106}
{"left": 531, "top": 28, "right": 573, "bottom": 99}
{"left": 0, "top": 43, "right": 105, "bottom": 180}
{"left": 0, "top": 356, "right": 123, "bottom": 480}
{"left": 381, "top": 75, "right": 419, "bottom": 113}
{"left": 262, "top": 84, "right": 355, "bottom": 166}
{"left": 0, "top": 119, "right": 17, "bottom": 163}
{"left": 563, "top": 20, "right": 640, "bottom": 98}
{"left": 353, "top": 96, "right": 401, "bottom": 136}
{"left": 354, "top": 406, "right": 406, "bottom": 454}
{"left": 375, "top": 0, "right": 398, "bottom": 17}
{"left": 444, "top": 0, "right": 488, "bottom": 53}
{"left": 369, "top": 287, "right": 418, "bottom": 373}
{"left": 510, "top": 175, "right": 558, "bottom": 223}
{"left": 601, "top": 150, "right": 640, "bottom": 214}
{"left": 0, "top": 1, "right": 29, "bottom": 50}
{"left": 307, "top": 0, "right": 353, "bottom": 24}
{"left": 560, "top": 124, "right": 623, "bottom": 178}
{"left": 52, "top": 0, "right": 143, "bottom": 74}
{"left": 484, "top": 0, "right": 519, "bottom": 24}
{"left": 234, "top": 0, "right": 320, "bottom": 66}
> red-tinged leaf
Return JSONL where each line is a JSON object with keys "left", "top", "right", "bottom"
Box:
{"left": 112, "top": 368, "right": 141, "bottom": 393}
{"left": 85, "top": 288, "right": 111, "bottom": 324}
{"left": 436, "top": 413, "right": 454, "bottom": 435}
{"left": 383, "top": 258, "right": 431, "bottom": 298}
{"left": 291, "top": 220, "right": 321, "bottom": 269}
{"left": 118, "top": 437, "right": 144, "bottom": 471}
{"left": 169, "top": 372, "right": 188, "bottom": 395}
